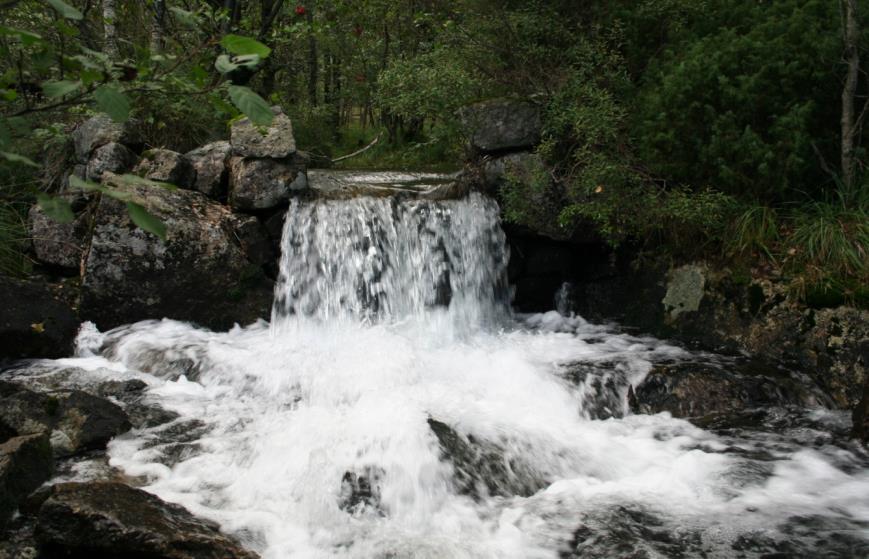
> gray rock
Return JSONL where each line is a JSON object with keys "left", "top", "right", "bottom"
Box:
{"left": 28, "top": 205, "right": 91, "bottom": 270}
{"left": 230, "top": 106, "right": 296, "bottom": 158}
{"left": 852, "top": 355, "right": 869, "bottom": 444}
{"left": 0, "top": 382, "right": 131, "bottom": 457}
{"left": 459, "top": 99, "right": 541, "bottom": 153}
{"left": 35, "top": 482, "right": 258, "bottom": 558}
{"left": 482, "top": 152, "right": 544, "bottom": 190}
{"left": 186, "top": 141, "right": 231, "bottom": 199}
{"left": 228, "top": 156, "right": 307, "bottom": 211}
{"left": 632, "top": 360, "right": 827, "bottom": 421}
{"left": 72, "top": 114, "right": 141, "bottom": 163}
{"left": 86, "top": 142, "right": 137, "bottom": 181}
{"left": 662, "top": 264, "right": 706, "bottom": 320}
{"left": 0, "top": 433, "right": 53, "bottom": 530}
{"left": 0, "top": 277, "right": 78, "bottom": 360}
{"left": 231, "top": 215, "right": 273, "bottom": 266}
{"left": 134, "top": 149, "right": 196, "bottom": 189}
{"left": 79, "top": 176, "right": 273, "bottom": 330}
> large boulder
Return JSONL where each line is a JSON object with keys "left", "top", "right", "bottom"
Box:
{"left": 481, "top": 151, "right": 544, "bottom": 191}
{"left": 0, "top": 276, "right": 78, "bottom": 359}
{"left": 228, "top": 156, "right": 307, "bottom": 211}
{"left": 186, "top": 141, "right": 232, "bottom": 199}
{"left": 134, "top": 149, "right": 196, "bottom": 189}
{"left": 230, "top": 107, "right": 296, "bottom": 158}
{"left": 79, "top": 175, "right": 273, "bottom": 330}
{"left": 853, "top": 366, "right": 869, "bottom": 444}
{"left": 86, "top": 141, "right": 138, "bottom": 181}
{"left": 0, "top": 382, "right": 131, "bottom": 457}
{"left": 0, "top": 433, "right": 53, "bottom": 530}
{"left": 72, "top": 114, "right": 141, "bottom": 163}
{"left": 28, "top": 204, "right": 91, "bottom": 270}
{"left": 632, "top": 360, "right": 828, "bottom": 421}
{"left": 35, "top": 482, "right": 258, "bottom": 558}
{"left": 459, "top": 99, "right": 541, "bottom": 153}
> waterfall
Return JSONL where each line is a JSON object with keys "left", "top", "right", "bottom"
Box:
{"left": 22, "top": 173, "right": 869, "bottom": 559}
{"left": 271, "top": 193, "right": 510, "bottom": 329}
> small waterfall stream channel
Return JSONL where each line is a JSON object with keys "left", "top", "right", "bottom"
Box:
{"left": 8, "top": 172, "right": 869, "bottom": 558}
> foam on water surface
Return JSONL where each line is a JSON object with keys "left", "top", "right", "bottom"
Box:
{"left": 21, "top": 185, "right": 869, "bottom": 558}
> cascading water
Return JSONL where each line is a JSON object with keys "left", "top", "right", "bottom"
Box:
{"left": 18, "top": 176, "right": 869, "bottom": 558}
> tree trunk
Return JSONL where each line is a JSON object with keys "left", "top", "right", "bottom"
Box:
{"left": 149, "top": 0, "right": 166, "bottom": 53}
{"left": 841, "top": 0, "right": 860, "bottom": 192}
{"left": 103, "top": 0, "right": 120, "bottom": 59}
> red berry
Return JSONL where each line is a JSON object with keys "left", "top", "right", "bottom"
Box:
{"left": 295, "top": 5, "right": 306, "bottom": 15}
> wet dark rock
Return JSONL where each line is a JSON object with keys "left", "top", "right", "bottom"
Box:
{"left": 72, "top": 114, "right": 141, "bottom": 163}
{"left": 186, "top": 141, "right": 231, "bottom": 199}
{"left": 459, "top": 99, "right": 541, "bottom": 153}
{"left": 96, "top": 378, "right": 148, "bottom": 400}
{"left": 232, "top": 215, "right": 273, "bottom": 267}
{"left": 230, "top": 107, "right": 296, "bottom": 159}
{"left": 228, "top": 156, "right": 307, "bottom": 211}
{"left": 562, "top": 506, "right": 705, "bottom": 559}
{"left": 126, "top": 403, "right": 180, "bottom": 430}
{"left": 0, "top": 276, "right": 78, "bottom": 360}
{"left": 427, "top": 418, "right": 544, "bottom": 499}
{"left": 560, "top": 362, "right": 630, "bottom": 419}
{"left": 853, "top": 372, "right": 869, "bottom": 444}
{"left": 0, "top": 382, "right": 130, "bottom": 457}
{"left": 134, "top": 149, "right": 196, "bottom": 189}
{"left": 35, "top": 481, "right": 258, "bottom": 558}
{"left": 0, "top": 433, "right": 53, "bottom": 530}
{"left": 338, "top": 467, "right": 384, "bottom": 516}
{"left": 633, "top": 360, "right": 827, "bottom": 421}
{"left": 28, "top": 204, "right": 92, "bottom": 270}
{"left": 85, "top": 141, "right": 137, "bottom": 181}
{"left": 79, "top": 176, "right": 273, "bottom": 330}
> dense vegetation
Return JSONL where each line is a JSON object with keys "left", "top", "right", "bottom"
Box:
{"left": 0, "top": 0, "right": 866, "bottom": 304}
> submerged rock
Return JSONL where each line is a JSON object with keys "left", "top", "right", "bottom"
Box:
{"left": 339, "top": 467, "right": 384, "bottom": 516}
{"left": 230, "top": 107, "right": 296, "bottom": 159}
{"left": 134, "top": 149, "right": 196, "bottom": 189}
{"left": 459, "top": 98, "right": 541, "bottom": 153}
{"left": 186, "top": 141, "right": 232, "bottom": 199}
{"left": 79, "top": 176, "right": 273, "bottom": 330}
{"left": 72, "top": 114, "right": 141, "bottom": 163}
{"left": 0, "top": 433, "right": 53, "bottom": 530}
{"left": 632, "top": 360, "right": 828, "bottom": 421}
{"left": 35, "top": 481, "right": 258, "bottom": 558}
{"left": 0, "top": 276, "right": 78, "bottom": 359}
{"left": 427, "top": 418, "right": 544, "bottom": 499}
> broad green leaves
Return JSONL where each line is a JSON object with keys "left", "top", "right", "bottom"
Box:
{"left": 45, "top": 0, "right": 83, "bottom": 20}
{"left": 227, "top": 85, "right": 273, "bottom": 126}
{"left": 94, "top": 85, "right": 131, "bottom": 122}
{"left": 126, "top": 202, "right": 167, "bottom": 239}
{"left": 42, "top": 80, "right": 80, "bottom": 98}
{"left": 36, "top": 194, "right": 74, "bottom": 223}
{"left": 221, "top": 35, "right": 271, "bottom": 58}
{"left": 0, "top": 151, "right": 39, "bottom": 167}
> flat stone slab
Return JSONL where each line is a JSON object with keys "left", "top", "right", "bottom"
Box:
{"left": 308, "top": 170, "right": 465, "bottom": 200}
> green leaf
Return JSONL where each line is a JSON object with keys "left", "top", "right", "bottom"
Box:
{"left": 221, "top": 34, "right": 271, "bottom": 58}
{"left": 93, "top": 85, "right": 130, "bottom": 122}
{"left": 37, "top": 194, "right": 74, "bottom": 223}
{"left": 45, "top": 0, "right": 84, "bottom": 20}
{"left": 0, "top": 26, "right": 44, "bottom": 46}
{"left": 0, "top": 151, "right": 39, "bottom": 167}
{"left": 42, "top": 80, "right": 80, "bottom": 98}
{"left": 0, "top": 89, "right": 17, "bottom": 102}
{"left": 227, "top": 85, "right": 273, "bottom": 126}
{"left": 68, "top": 174, "right": 132, "bottom": 201}
{"left": 126, "top": 202, "right": 166, "bottom": 240}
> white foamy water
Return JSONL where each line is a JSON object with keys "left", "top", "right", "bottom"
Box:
{"left": 22, "top": 186, "right": 869, "bottom": 557}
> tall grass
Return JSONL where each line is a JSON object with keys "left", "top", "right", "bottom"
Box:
{"left": 0, "top": 200, "right": 31, "bottom": 277}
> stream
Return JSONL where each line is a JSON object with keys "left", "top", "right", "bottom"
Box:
{"left": 15, "top": 177, "right": 869, "bottom": 558}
